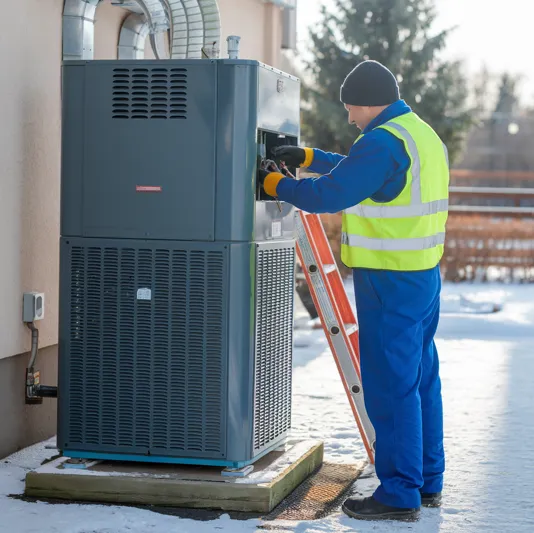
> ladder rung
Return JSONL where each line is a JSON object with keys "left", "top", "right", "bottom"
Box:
{"left": 344, "top": 323, "right": 358, "bottom": 335}
{"left": 323, "top": 264, "right": 336, "bottom": 274}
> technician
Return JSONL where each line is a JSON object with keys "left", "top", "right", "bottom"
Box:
{"left": 261, "top": 60, "right": 449, "bottom": 522}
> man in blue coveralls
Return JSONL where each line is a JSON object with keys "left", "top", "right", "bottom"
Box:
{"left": 260, "top": 60, "right": 449, "bottom": 521}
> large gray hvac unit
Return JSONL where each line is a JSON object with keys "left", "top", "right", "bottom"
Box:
{"left": 57, "top": 59, "right": 300, "bottom": 468}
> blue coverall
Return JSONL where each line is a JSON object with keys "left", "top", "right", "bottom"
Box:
{"left": 276, "top": 100, "right": 445, "bottom": 509}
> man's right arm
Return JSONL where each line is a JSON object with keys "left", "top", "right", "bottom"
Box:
{"left": 271, "top": 146, "right": 346, "bottom": 174}
{"left": 264, "top": 131, "right": 397, "bottom": 214}
{"left": 307, "top": 148, "right": 347, "bottom": 174}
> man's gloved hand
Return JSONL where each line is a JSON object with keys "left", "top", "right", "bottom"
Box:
{"left": 263, "top": 159, "right": 281, "bottom": 173}
{"left": 271, "top": 146, "right": 308, "bottom": 167}
{"left": 258, "top": 168, "right": 284, "bottom": 197}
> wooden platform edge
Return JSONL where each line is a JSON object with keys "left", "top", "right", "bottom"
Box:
{"left": 267, "top": 441, "right": 324, "bottom": 510}
{"left": 24, "top": 443, "right": 324, "bottom": 513}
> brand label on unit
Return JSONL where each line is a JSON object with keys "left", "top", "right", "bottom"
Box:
{"left": 272, "top": 221, "right": 282, "bottom": 238}
{"left": 136, "top": 185, "right": 162, "bottom": 192}
{"left": 137, "top": 288, "right": 152, "bottom": 300}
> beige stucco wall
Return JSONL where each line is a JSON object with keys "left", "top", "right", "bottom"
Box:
{"left": 219, "top": 0, "right": 276, "bottom": 65}
{"left": 0, "top": 0, "right": 285, "bottom": 362}
{"left": 219, "top": 1, "right": 284, "bottom": 67}
{"left": 0, "top": 0, "right": 63, "bottom": 361}
{"left": 0, "top": 0, "right": 131, "bottom": 362}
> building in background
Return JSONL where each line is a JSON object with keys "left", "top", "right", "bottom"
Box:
{"left": 0, "top": 0, "right": 298, "bottom": 459}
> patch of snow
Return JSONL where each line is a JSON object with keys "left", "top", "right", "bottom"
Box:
{"left": 440, "top": 293, "right": 503, "bottom": 314}
{"left": 36, "top": 457, "right": 174, "bottom": 479}
{"left": 234, "top": 440, "right": 322, "bottom": 484}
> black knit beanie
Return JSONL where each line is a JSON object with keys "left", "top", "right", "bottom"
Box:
{"left": 340, "top": 60, "right": 400, "bottom": 106}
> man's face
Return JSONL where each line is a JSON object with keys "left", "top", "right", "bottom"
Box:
{"left": 345, "top": 104, "right": 370, "bottom": 129}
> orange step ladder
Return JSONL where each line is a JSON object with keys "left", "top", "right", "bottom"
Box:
{"left": 295, "top": 210, "right": 376, "bottom": 464}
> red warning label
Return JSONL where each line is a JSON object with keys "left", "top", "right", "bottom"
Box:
{"left": 136, "top": 185, "right": 162, "bottom": 192}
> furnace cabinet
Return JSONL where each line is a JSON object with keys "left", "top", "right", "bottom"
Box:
{"left": 58, "top": 59, "right": 300, "bottom": 467}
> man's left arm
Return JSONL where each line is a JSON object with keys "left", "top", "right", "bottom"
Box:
{"left": 264, "top": 133, "right": 397, "bottom": 214}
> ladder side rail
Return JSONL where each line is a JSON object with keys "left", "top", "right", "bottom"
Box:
{"left": 299, "top": 213, "right": 362, "bottom": 377}
{"left": 304, "top": 213, "right": 363, "bottom": 371}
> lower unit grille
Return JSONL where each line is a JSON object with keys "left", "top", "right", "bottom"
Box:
{"left": 62, "top": 241, "right": 227, "bottom": 457}
{"left": 253, "top": 243, "right": 295, "bottom": 452}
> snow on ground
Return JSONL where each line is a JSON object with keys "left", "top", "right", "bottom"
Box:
{"left": 2, "top": 281, "right": 534, "bottom": 532}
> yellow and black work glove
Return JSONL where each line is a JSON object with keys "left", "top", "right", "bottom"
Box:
{"left": 258, "top": 168, "right": 284, "bottom": 198}
{"left": 271, "top": 146, "right": 313, "bottom": 168}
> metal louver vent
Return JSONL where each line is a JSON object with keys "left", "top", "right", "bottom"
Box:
{"left": 66, "top": 244, "right": 225, "bottom": 456}
{"left": 112, "top": 67, "right": 187, "bottom": 119}
{"left": 253, "top": 245, "right": 295, "bottom": 453}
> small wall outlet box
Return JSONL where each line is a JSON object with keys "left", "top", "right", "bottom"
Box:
{"left": 22, "top": 292, "right": 45, "bottom": 322}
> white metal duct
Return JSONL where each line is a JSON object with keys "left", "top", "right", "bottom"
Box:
{"left": 118, "top": 13, "right": 151, "bottom": 59}
{"left": 62, "top": 0, "right": 100, "bottom": 61}
{"left": 63, "top": 0, "right": 221, "bottom": 61}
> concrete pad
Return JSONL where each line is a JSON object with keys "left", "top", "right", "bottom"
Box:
{"left": 24, "top": 440, "right": 324, "bottom": 513}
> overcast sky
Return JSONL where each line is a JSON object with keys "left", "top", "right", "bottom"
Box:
{"left": 297, "top": 0, "right": 534, "bottom": 103}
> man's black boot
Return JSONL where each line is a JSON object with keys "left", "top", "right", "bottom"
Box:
{"left": 420, "top": 492, "right": 442, "bottom": 507}
{"left": 342, "top": 496, "right": 420, "bottom": 521}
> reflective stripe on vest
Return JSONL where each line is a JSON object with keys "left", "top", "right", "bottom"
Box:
{"left": 341, "top": 232, "right": 446, "bottom": 251}
{"left": 346, "top": 198, "right": 449, "bottom": 219}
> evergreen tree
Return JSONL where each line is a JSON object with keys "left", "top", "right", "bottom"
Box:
{"left": 493, "top": 73, "right": 521, "bottom": 116}
{"left": 488, "top": 73, "right": 522, "bottom": 170}
{"left": 301, "top": 0, "right": 473, "bottom": 163}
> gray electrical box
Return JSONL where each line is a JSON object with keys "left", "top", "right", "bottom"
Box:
{"left": 22, "top": 292, "right": 45, "bottom": 322}
{"left": 57, "top": 59, "right": 300, "bottom": 468}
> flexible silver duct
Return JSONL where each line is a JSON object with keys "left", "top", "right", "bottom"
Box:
{"left": 118, "top": 12, "right": 151, "bottom": 59}
{"left": 64, "top": 0, "right": 221, "bottom": 61}
{"left": 197, "top": 0, "right": 222, "bottom": 55}
{"left": 135, "top": 0, "right": 170, "bottom": 33}
{"left": 168, "top": 0, "right": 221, "bottom": 59}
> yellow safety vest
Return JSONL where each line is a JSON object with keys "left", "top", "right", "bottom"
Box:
{"left": 341, "top": 112, "right": 450, "bottom": 271}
